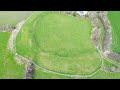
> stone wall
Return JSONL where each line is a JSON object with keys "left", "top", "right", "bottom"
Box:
{"left": 98, "top": 11, "right": 120, "bottom": 61}
{"left": 88, "top": 11, "right": 101, "bottom": 48}
{"left": 26, "top": 62, "right": 35, "bottom": 79}
{"left": 0, "top": 25, "right": 15, "bottom": 32}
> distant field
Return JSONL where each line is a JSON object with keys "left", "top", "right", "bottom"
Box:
{"left": 0, "top": 32, "right": 25, "bottom": 79}
{"left": 108, "top": 11, "right": 120, "bottom": 54}
{"left": 0, "top": 11, "right": 34, "bottom": 26}
{"left": 16, "top": 11, "right": 102, "bottom": 76}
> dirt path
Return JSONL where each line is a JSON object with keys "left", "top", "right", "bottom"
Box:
{"left": 8, "top": 20, "right": 25, "bottom": 53}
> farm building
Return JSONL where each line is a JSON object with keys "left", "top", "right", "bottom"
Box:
{"left": 77, "top": 11, "right": 88, "bottom": 16}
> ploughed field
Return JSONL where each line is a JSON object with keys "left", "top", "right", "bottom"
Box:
{"left": 16, "top": 11, "right": 102, "bottom": 76}
{"left": 0, "top": 11, "right": 34, "bottom": 26}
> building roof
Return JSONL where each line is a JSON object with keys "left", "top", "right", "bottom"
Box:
{"left": 77, "top": 11, "right": 88, "bottom": 16}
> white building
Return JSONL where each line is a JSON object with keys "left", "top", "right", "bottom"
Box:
{"left": 77, "top": 11, "right": 88, "bottom": 16}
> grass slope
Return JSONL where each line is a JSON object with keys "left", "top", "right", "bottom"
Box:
{"left": 108, "top": 11, "right": 120, "bottom": 54}
{"left": 0, "top": 32, "right": 25, "bottom": 79}
{"left": 16, "top": 11, "right": 101, "bottom": 76}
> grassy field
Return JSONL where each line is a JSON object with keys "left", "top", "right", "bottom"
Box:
{"left": 1, "top": 11, "right": 120, "bottom": 79}
{"left": 88, "top": 69, "right": 120, "bottom": 79}
{"left": 97, "top": 15, "right": 106, "bottom": 51}
{"left": 86, "top": 59, "right": 120, "bottom": 79}
{"left": 0, "top": 32, "right": 25, "bottom": 79}
{"left": 0, "top": 11, "right": 34, "bottom": 26}
{"left": 108, "top": 11, "right": 120, "bottom": 54}
{"left": 33, "top": 67, "right": 74, "bottom": 79}
{"left": 34, "top": 59, "right": 120, "bottom": 79}
{"left": 16, "top": 11, "right": 102, "bottom": 76}
{"left": 103, "top": 60, "right": 118, "bottom": 68}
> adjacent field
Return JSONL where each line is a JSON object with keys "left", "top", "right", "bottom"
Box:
{"left": 0, "top": 11, "right": 34, "bottom": 26}
{"left": 0, "top": 11, "right": 34, "bottom": 79}
{"left": 0, "top": 32, "right": 25, "bottom": 79}
{"left": 16, "top": 11, "right": 102, "bottom": 76}
{"left": 108, "top": 11, "right": 120, "bottom": 54}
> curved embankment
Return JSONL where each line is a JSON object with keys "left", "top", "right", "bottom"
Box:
{"left": 8, "top": 21, "right": 35, "bottom": 79}
{"left": 98, "top": 11, "right": 120, "bottom": 61}
{"left": 8, "top": 12, "right": 38, "bottom": 79}
{"left": 88, "top": 11, "right": 120, "bottom": 74}
{"left": 14, "top": 11, "right": 102, "bottom": 77}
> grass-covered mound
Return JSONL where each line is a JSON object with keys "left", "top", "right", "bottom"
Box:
{"left": 16, "top": 11, "right": 101, "bottom": 75}
{"left": 108, "top": 11, "right": 120, "bottom": 54}
{"left": 0, "top": 32, "right": 25, "bottom": 79}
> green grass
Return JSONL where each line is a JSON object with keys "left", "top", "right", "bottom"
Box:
{"left": 0, "top": 32, "right": 25, "bottom": 79}
{"left": 16, "top": 11, "right": 102, "bottom": 76}
{"left": 87, "top": 59, "right": 120, "bottom": 79}
{"left": 34, "top": 60, "right": 120, "bottom": 79}
{"left": 103, "top": 60, "right": 117, "bottom": 68}
{"left": 33, "top": 67, "right": 73, "bottom": 79}
{"left": 0, "top": 11, "right": 34, "bottom": 26}
{"left": 97, "top": 15, "right": 106, "bottom": 51}
{"left": 88, "top": 69, "right": 120, "bottom": 79}
{"left": 102, "top": 59, "right": 118, "bottom": 72}
{"left": 108, "top": 11, "right": 120, "bottom": 54}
